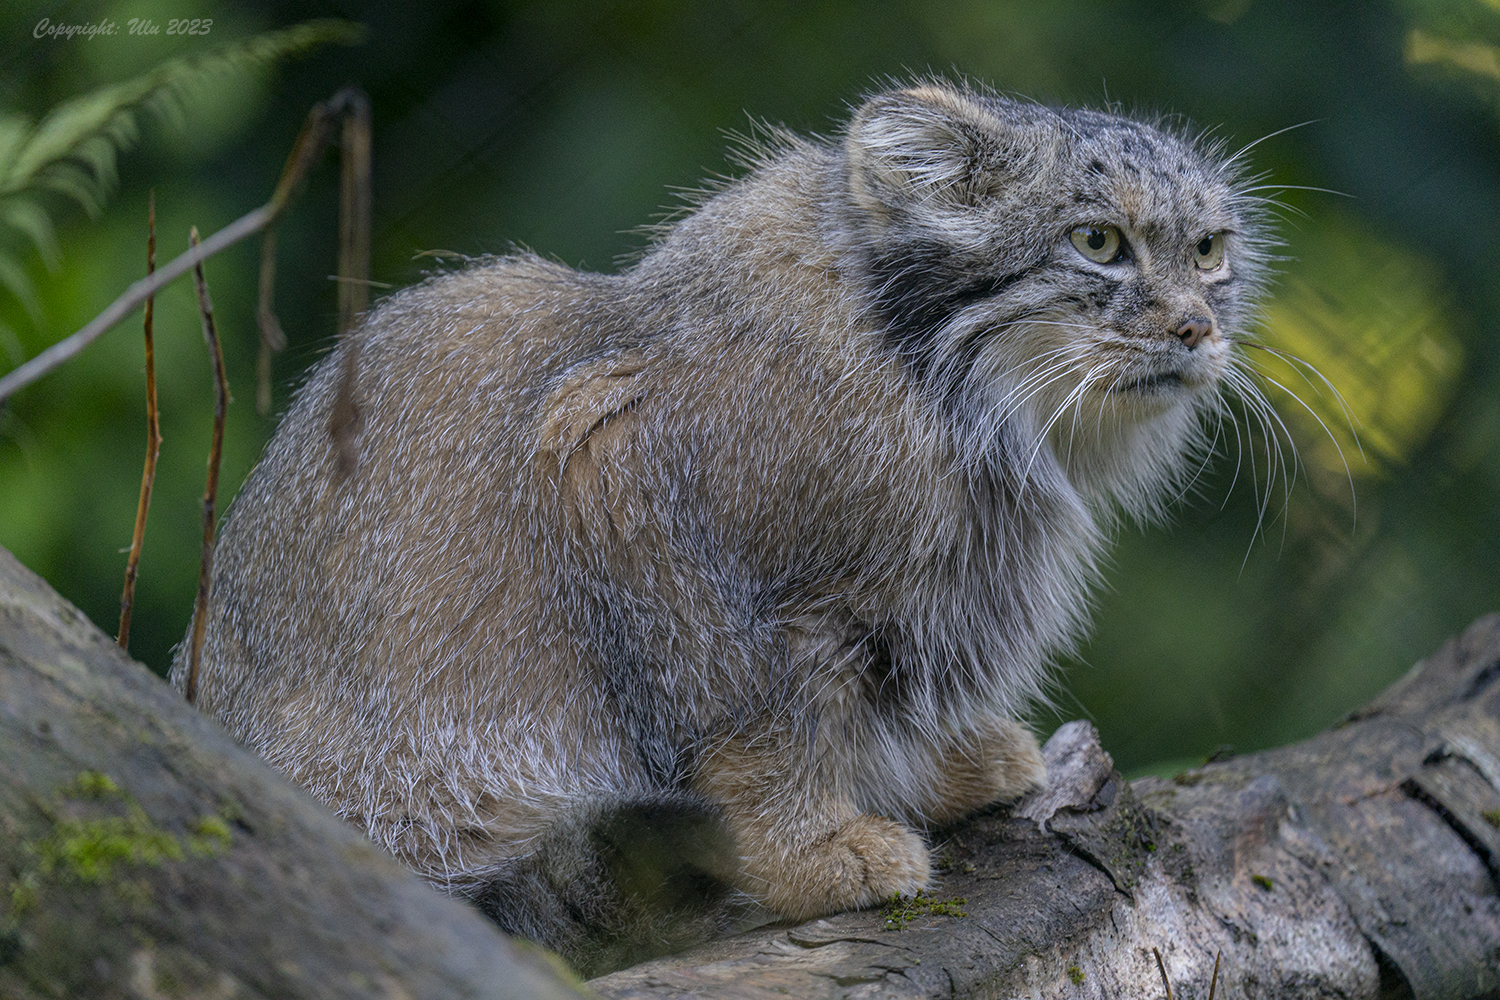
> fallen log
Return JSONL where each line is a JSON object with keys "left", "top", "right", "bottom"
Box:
{"left": 4, "top": 538, "right": 1498, "bottom": 999}
{"left": 589, "top": 617, "right": 1500, "bottom": 1000}
{"left": 0, "top": 546, "right": 591, "bottom": 1000}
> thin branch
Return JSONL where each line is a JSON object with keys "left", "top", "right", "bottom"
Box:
{"left": 337, "top": 92, "right": 372, "bottom": 332}
{"left": 255, "top": 228, "right": 286, "bottom": 416}
{"left": 328, "top": 88, "right": 371, "bottom": 478}
{"left": 116, "top": 191, "right": 159, "bottom": 650}
{"left": 184, "top": 226, "right": 230, "bottom": 706}
{"left": 0, "top": 88, "right": 356, "bottom": 406}
{"left": 0, "top": 204, "right": 270, "bottom": 404}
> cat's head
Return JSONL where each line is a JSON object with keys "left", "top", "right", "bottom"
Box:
{"left": 840, "top": 81, "right": 1270, "bottom": 515}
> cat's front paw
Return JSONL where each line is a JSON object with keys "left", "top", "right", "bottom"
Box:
{"left": 757, "top": 813, "right": 930, "bottom": 921}
{"left": 924, "top": 717, "right": 1047, "bottom": 824}
{"left": 982, "top": 719, "right": 1047, "bottom": 800}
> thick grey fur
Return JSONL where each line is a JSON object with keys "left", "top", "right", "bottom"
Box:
{"left": 171, "top": 79, "right": 1270, "bottom": 973}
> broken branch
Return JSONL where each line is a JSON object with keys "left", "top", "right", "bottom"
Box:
{"left": 328, "top": 88, "right": 371, "bottom": 477}
{"left": 184, "top": 226, "right": 230, "bottom": 705}
{"left": 116, "top": 191, "right": 160, "bottom": 651}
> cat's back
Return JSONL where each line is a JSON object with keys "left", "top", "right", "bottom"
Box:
{"left": 176, "top": 255, "right": 619, "bottom": 742}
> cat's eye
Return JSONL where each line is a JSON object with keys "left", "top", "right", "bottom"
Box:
{"left": 1194, "top": 233, "right": 1226, "bottom": 271}
{"left": 1070, "top": 225, "right": 1124, "bottom": 264}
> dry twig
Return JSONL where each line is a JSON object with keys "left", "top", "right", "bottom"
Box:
{"left": 1153, "top": 947, "right": 1174, "bottom": 1000}
{"left": 328, "top": 88, "right": 372, "bottom": 476}
{"left": 1150, "top": 946, "right": 1221, "bottom": 1000}
{"left": 255, "top": 227, "right": 286, "bottom": 415}
{"left": 184, "top": 226, "right": 230, "bottom": 705}
{"left": 116, "top": 192, "right": 160, "bottom": 650}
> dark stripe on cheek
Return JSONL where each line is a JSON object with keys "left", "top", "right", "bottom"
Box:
{"left": 866, "top": 240, "right": 1040, "bottom": 380}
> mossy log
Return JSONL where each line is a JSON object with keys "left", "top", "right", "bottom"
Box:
{"left": 4, "top": 541, "right": 1499, "bottom": 1000}
{"left": 0, "top": 546, "right": 592, "bottom": 1000}
{"left": 589, "top": 618, "right": 1500, "bottom": 1000}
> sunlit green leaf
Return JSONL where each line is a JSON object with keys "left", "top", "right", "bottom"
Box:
{"left": 1406, "top": 28, "right": 1500, "bottom": 81}
{"left": 1258, "top": 212, "right": 1464, "bottom": 491}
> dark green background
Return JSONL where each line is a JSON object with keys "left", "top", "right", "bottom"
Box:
{"left": 3, "top": 0, "right": 1497, "bottom": 774}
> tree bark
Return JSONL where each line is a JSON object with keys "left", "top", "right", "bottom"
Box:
{"left": 0, "top": 546, "right": 592, "bottom": 1000}
{"left": 589, "top": 618, "right": 1500, "bottom": 1000}
{"left": 3, "top": 542, "right": 1498, "bottom": 1000}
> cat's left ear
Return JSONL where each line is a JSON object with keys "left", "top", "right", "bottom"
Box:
{"left": 845, "top": 86, "right": 1014, "bottom": 214}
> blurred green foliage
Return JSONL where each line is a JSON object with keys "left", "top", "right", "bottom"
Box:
{"left": 1, "top": 0, "right": 1498, "bottom": 774}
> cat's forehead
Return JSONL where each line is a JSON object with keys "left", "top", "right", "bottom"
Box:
{"left": 963, "top": 99, "right": 1236, "bottom": 237}
{"left": 1045, "top": 108, "right": 1240, "bottom": 235}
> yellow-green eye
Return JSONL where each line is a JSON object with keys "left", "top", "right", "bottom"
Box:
{"left": 1070, "top": 225, "right": 1124, "bottom": 264}
{"left": 1194, "top": 233, "right": 1226, "bottom": 270}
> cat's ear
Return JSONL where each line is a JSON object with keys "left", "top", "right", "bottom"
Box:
{"left": 846, "top": 86, "right": 1014, "bottom": 214}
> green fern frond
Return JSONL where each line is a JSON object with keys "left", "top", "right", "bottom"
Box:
{"left": 0, "top": 320, "right": 22, "bottom": 366}
{"left": 0, "top": 253, "right": 43, "bottom": 324}
{"left": 0, "top": 18, "right": 363, "bottom": 325}
{"left": 1, "top": 19, "right": 364, "bottom": 199}
{"left": 0, "top": 198, "right": 60, "bottom": 269}
{"left": 0, "top": 117, "right": 30, "bottom": 181}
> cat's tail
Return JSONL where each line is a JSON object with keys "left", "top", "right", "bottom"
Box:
{"left": 464, "top": 790, "right": 756, "bottom": 978}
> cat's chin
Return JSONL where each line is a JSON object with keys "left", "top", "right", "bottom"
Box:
{"left": 1109, "top": 370, "right": 1214, "bottom": 400}
{"left": 1111, "top": 371, "right": 1188, "bottom": 395}
{"left": 1106, "top": 355, "right": 1224, "bottom": 412}
{"left": 1090, "top": 376, "right": 1219, "bottom": 433}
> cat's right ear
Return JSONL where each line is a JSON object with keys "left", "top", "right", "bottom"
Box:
{"left": 845, "top": 86, "right": 1011, "bottom": 216}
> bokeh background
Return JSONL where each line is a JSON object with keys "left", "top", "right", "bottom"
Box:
{"left": 2, "top": 0, "right": 1497, "bottom": 775}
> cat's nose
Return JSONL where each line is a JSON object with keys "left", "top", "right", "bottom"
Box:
{"left": 1175, "top": 316, "right": 1213, "bottom": 350}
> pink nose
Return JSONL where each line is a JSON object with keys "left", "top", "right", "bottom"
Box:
{"left": 1176, "top": 317, "right": 1213, "bottom": 350}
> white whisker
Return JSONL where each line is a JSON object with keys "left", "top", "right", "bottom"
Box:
{"left": 1239, "top": 342, "right": 1364, "bottom": 461}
